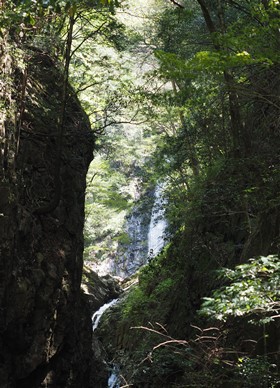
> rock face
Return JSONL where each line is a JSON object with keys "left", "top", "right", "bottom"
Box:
{"left": 82, "top": 265, "right": 122, "bottom": 312}
{"left": 81, "top": 266, "right": 123, "bottom": 387}
{"left": 105, "top": 189, "right": 156, "bottom": 279}
{"left": 0, "top": 49, "right": 94, "bottom": 387}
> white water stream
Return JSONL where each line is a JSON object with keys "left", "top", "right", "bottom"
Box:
{"left": 108, "top": 364, "right": 120, "bottom": 388}
{"left": 148, "top": 184, "right": 167, "bottom": 257}
{"left": 92, "top": 183, "right": 167, "bottom": 387}
{"left": 92, "top": 299, "right": 118, "bottom": 332}
{"left": 92, "top": 300, "right": 120, "bottom": 387}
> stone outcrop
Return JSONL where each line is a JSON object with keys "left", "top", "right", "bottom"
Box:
{"left": 81, "top": 266, "right": 123, "bottom": 387}
{"left": 82, "top": 265, "right": 122, "bottom": 312}
{"left": 0, "top": 48, "right": 94, "bottom": 387}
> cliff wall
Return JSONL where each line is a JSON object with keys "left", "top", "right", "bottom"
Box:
{"left": 0, "top": 47, "right": 94, "bottom": 387}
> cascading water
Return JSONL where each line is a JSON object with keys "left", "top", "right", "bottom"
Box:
{"left": 91, "top": 300, "right": 120, "bottom": 387}
{"left": 92, "top": 299, "right": 118, "bottom": 332}
{"left": 88, "top": 182, "right": 167, "bottom": 279}
{"left": 108, "top": 365, "right": 120, "bottom": 388}
{"left": 91, "top": 183, "right": 167, "bottom": 387}
{"left": 148, "top": 183, "right": 167, "bottom": 257}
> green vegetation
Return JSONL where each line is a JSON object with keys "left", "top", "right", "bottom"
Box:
{"left": 95, "top": 1, "right": 280, "bottom": 386}
{"left": 200, "top": 255, "right": 280, "bottom": 324}
{"left": 2, "top": 0, "right": 280, "bottom": 386}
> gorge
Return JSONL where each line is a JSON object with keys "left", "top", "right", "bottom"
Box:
{"left": 1, "top": 0, "right": 280, "bottom": 387}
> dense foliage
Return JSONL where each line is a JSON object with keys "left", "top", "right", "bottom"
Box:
{"left": 200, "top": 255, "right": 280, "bottom": 324}
{"left": 2, "top": 0, "right": 279, "bottom": 386}
{"left": 96, "top": 1, "right": 280, "bottom": 387}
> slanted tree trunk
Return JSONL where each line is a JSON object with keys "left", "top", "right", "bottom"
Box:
{"left": 171, "top": 80, "right": 200, "bottom": 176}
{"left": 196, "top": 0, "right": 251, "bottom": 156}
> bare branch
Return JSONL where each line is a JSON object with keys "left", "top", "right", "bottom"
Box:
{"left": 155, "top": 322, "right": 168, "bottom": 334}
{"left": 153, "top": 339, "right": 188, "bottom": 351}
{"left": 130, "top": 326, "right": 174, "bottom": 340}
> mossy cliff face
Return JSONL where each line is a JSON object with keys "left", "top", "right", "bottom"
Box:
{"left": 0, "top": 48, "right": 94, "bottom": 387}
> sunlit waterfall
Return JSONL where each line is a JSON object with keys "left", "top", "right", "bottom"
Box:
{"left": 91, "top": 184, "right": 167, "bottom": 387}
{"left": 148, "top": 184, "right": 167, "bottom": 257}
{"left": 92, "top": 299, "right": 118, "bottom": 332}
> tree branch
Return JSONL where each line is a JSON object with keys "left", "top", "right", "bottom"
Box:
{"left": 70, "top": 20, "right": 108, "bottom": 59}
{"left": 169, "top": 0, "right": 185, "bottom": 8}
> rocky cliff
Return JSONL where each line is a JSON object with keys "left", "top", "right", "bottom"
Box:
{"left": 0, "top": 46, "right": 95, "bottom": 387}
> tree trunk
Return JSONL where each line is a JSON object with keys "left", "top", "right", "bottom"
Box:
{"left": 172, "top": 80, "right": 200, "bottom": 176}
{"left": 196, "top": 0, "right": 251, "bottom": 156}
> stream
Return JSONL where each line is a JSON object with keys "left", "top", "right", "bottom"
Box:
{"left": 91, "top": 183, "right": 167, "bottom": 387}
{"left": 148, "top": 184, "right": 167, "bottom": 257}
{"left": 92, "top": 299, "right": 119, "bottom": 332}
{"left": 92, "top": 299, "right": 120, "bottom": 387}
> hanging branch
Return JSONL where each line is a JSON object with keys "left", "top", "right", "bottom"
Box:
{"left": 70, "top": 20, "right": 108, "bottom": 59}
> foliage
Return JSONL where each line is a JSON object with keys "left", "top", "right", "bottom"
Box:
{"left": 135, "top": 0, "right": 280, "bottom": 239}
{"left": 93, "top": 1, "right": 280, "bottom": 386}
{"left": 84, "top": 155, "right": 131, "bottom": 260}
{"left": 118, "top": 314, "right": 279, "bottom": 387}
{"left": 76, "top": 3, "right": 162, "bottom": 266}
{"left": 69, "top": 8, "right": 133, "bottom": 131}
{"left": 199, "top": 255, "right": 280, "bottom": 324}
{"left": 83, "top": 120, "right": 156, "bottom": 262}
{"left": 235, "top": 356, "right": 279, "bottom": 388}
{"left": 120, "top": 248, "right": 176, "bottom": 323}
{"left": 4, "top": 0, "right": 280, "bottom": 385}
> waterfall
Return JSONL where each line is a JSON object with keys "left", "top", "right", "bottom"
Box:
{"left": 92, "top": 300, "right": 121, "bottom": 387}
{"left": 88, "top": 183, "right": 167, "bottom": 278}
{"left": 104, "top": 184, "right": 167, "bottom": 387}
{"left": 147, "top": 184, "right": 167, "bottom": 257}
{"left": 91, "top": 299, "right": 120, "bottom": 388}
{"left": 108, "top": 365, "right": 120, "bottom": 388}
{"left": 91, "top": 184, "right": 167, "bottom": 387}
{"left": 92, "top": 299, "right": 118, "bottom": 332}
